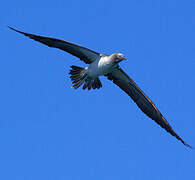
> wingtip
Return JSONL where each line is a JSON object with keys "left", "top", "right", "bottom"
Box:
{"left": 177, "top": 135, "right": 193, "bottom": 149}
{"left": 8, "top": 26, "right": 15, "bottom": 31}
{"left": 180, "top": 139, "right": 193, "bottom": 149}
{"left": 8, "top": 26, "right": 26, "bottom": 35}
{"left": 184, "top": 142, "right": 194, "bottom": 149}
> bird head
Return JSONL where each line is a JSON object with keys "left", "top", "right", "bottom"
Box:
{"left": 112, "top": 53, "right": 126, "bottom": 63}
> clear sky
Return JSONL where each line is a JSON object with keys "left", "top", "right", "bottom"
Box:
{"left": 1, "top": 0, "right": 195, "bottom": 179}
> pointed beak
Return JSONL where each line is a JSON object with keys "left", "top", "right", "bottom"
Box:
{"left": 115, "top": 56, "right": 127, "bottom": 63}
{"left": 122, "top": 56, "right": 126, "bottom": 60}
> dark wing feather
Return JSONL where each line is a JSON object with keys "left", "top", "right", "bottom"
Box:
{"left": 8, "top": 26, "right": 100, "bottom": 64}
{"left": 106, "top": 67, "right": 191, "bottom": 148}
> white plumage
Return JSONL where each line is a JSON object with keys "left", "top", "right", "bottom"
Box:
{"left": 87, "top": 55, "right": 116, "bottom": 78}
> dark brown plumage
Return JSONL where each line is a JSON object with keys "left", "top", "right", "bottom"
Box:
{"left": 8, "top": 26, "right": 100, "bottom": 64}
{"left": 106, "top": 67, "right": 192, "bottom": 148}
{"left": 9, "top": 26, "right": 192, "bottom": 148}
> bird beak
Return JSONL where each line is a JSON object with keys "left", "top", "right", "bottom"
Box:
{"left": 115, "top": 56, "right": 126, "bottom": 63}
{"left": 122, "top": 56, "right": 126, "bottom": 60}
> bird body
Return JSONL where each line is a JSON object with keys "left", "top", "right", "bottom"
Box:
{"left": 9, "top": 26, "right": 192, "bottom": 148}
{"left": 87, "top": 55, "right": 117, "bottom": 78}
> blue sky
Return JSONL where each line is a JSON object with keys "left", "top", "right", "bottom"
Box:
{"left": 1, "top": 0, "right": 195, "bottom": 179}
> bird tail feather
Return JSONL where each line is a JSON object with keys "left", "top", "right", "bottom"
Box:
{"left": 69, "top": 65, "right": 88, "bottom": 89}
{"left": 69, "top": 65, "right": 102, "bottom": 90}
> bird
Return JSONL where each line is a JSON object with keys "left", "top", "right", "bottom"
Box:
{"left": 9, "top": 26, "right": 191, "bottom": 148}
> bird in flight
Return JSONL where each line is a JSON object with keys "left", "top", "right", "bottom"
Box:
{"left": 9, "top": 26, "right": 191, "bottom": 148}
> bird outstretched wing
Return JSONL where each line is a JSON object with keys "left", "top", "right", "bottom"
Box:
{"left": 9, "top": 26, "right": 100, "bottom": 64}
{"left": 106, "top": 66, "right": 191, "bottom": 148}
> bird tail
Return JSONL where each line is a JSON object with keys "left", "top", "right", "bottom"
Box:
{"left": 82, "top": 77, "right": 102, "bottom": 90}
{"left": 69, "top": 65, "right": 88, "bottom": 89}
{"left": 69, "top": 65, "right": 102, "bottom": 90}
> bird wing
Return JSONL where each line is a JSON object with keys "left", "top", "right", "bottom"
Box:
{"left": 106, "top": 66, "right": 191, "bottom": 148}
{"left": 9, "top": 26, "right": 100, "bottom": 64}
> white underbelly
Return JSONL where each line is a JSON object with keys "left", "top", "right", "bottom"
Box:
{"left": 87, "top": 58, "right": 114, "bottom": 78}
